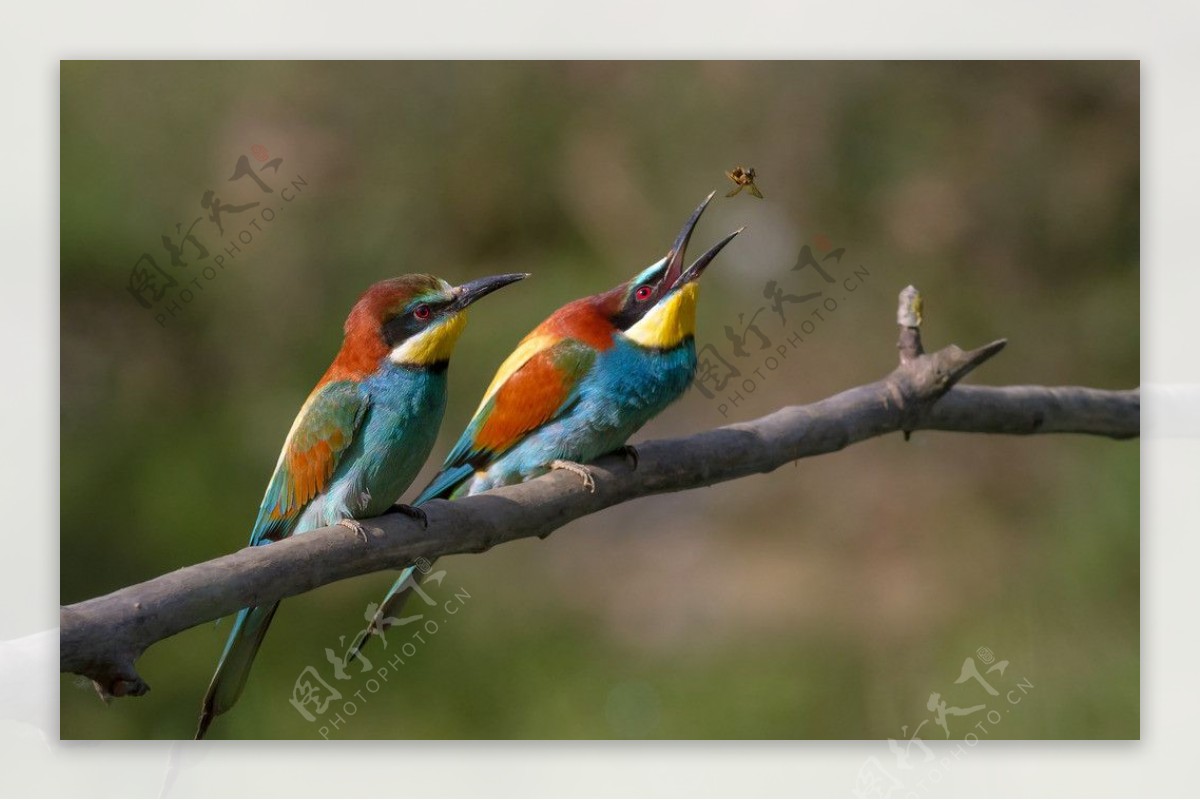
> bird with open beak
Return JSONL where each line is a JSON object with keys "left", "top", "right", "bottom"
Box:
{"left": 352, "top": 192, "right": 742, "bottom": 658}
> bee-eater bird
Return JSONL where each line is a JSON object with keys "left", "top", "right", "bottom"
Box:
{"left": 352, "top": 193, "right": 741, "bottom": 657}
{"left": 194, "top": 271, "right": 527, "bottom": 739}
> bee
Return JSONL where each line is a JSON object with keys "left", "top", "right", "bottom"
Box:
{"left": 725, "top": 166, "right": 763, "bottom": 199}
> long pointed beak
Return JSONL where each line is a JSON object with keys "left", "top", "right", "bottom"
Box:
{"left": 661, "top": 191, "right": 716, "bottom": 289}
{"left": 671, "top": 227, "right": 744, "bottom": 289}
{"left": 451, "top": 272, "right": 529, "bottom": 311}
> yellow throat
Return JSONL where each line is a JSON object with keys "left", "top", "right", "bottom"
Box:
{"left": 625, "top": 282, "right": 699, "bottom": 350}
{"left": 389, "top": 310, "right": 469, "bottom": 366}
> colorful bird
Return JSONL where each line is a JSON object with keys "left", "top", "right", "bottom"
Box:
{"left": 194, "top": 271, "right": 527, "bottom": 739}
{"left": 351, "top": 193, "right": 741, "bottom": 657}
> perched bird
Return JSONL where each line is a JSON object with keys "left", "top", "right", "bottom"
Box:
{"left": 352, "top": 193, "right": 741, "bottom": 657}
{"left": 194, "top": 271, "right": 527, "bottom": 739}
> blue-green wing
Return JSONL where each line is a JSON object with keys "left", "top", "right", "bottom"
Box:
{"left": 250, "top": 380, "right": 369, "bottom": 544}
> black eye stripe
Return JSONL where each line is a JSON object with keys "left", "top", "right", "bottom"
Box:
{"left": 383, "top": 301, "right": 449, "bottom": 347}
{"left": 611, "top": 284, "right": 665, "bottom": 330}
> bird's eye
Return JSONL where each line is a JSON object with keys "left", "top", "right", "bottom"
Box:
{"left": 634, "top": 285, "right": 654, "bottom": 302}
{"left": 413, "top": 304, "right": 432, "bottom": 320}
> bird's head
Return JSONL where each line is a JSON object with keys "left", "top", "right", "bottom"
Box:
{"left": 602, "top": 192, "right": 742, "bottom": 350}
{"left": 338, "top": 272, "right": 528, "bottom": 374}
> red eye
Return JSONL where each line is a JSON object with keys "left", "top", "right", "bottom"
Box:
{"left": 635, "top": 285, "right": 654, "bottom": 302}
{"left": 413, "top": 304, "right": 431, "bottom": 320}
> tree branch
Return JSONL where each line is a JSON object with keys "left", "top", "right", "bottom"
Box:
{"left": 60, "top": 286, "right": 1139, "bottom": 699}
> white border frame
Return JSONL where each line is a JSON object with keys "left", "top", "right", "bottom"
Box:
{"left": 9, "top": 0, "right": 1197, "bottom": 795}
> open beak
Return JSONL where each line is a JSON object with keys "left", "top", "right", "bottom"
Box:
{"left": 660, "top": 191, "right": 743, "bottom": 291}
{"left": 450, "top": 272, "right": 529, "bottom": 311}
{"left": 671, "top": 227, "right": 744, "bottom": 289}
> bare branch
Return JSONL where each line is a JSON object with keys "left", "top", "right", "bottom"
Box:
{"left": 60, "top": 287, "right": 1139, "bottom": 698}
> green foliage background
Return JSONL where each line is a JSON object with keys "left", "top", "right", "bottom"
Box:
{"left": 60, "top": 61, "right": 1139, "bottom": 740}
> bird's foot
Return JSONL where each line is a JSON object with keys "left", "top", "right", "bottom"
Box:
{"left": 550, "top": 459, "right": 596, "bottom": 493}
{"left": 383, "top": 502, "right": 429, "bottom": 529}
{"left": 338, "top": 518, "right": 371, "bottom": 542}
{"left": 613, "top": 444, "right": 639, "bottom": 470}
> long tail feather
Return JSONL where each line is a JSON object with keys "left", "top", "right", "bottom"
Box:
{"left": 194, "top": 603, "right": 280, "bottom": 739}
{"left": 347, "top": 563, "right": 429, "bottom": 663}
{"left": 350, "top": 465, "right": 472, "bottom": 663}
{"left": 412, "top": 463, "right": 474, "bottom": 506}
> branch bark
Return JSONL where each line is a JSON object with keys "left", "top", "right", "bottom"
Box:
{"left": 60, "top": 286, "right": 1139, "bottom": 699}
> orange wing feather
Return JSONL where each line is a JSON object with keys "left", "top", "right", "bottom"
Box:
{"left": 252, "top": 380, "right": 368, "bottom": 543}
{"left": 473, "top": 348, "right": 575, "bottom": 455}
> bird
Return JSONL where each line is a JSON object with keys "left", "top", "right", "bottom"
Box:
{"left": 350, "top": 192, "right": 742, "bottom": 658}
{"left": 194, "top": 271, "right": 528, "bottom": 739}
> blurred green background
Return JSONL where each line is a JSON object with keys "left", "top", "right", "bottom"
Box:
{"left": 60, "top": 61, "right": 1138, "bottom": 740}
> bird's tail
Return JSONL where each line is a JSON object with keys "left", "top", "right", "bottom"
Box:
{"left": 194, "top": 602, "right": 280, "bottom": 739}
{"left": 348, "top": 464, "right": 474, "bottom": 663}
{"left": 412, "top": 463, "right": 475, "bottom": 508}
{"left": 347, "top": 562, "right": 434, "bottom": 663}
